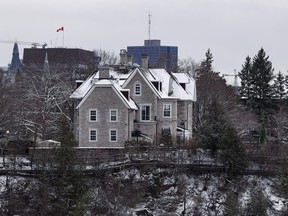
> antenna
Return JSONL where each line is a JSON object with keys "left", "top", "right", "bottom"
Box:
{"left": 148, "top": 12, "right": 151, "bottom": 41}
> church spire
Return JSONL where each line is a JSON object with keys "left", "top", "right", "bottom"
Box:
{"left": 9, "top": 42, "right": 22, "bottom": 72}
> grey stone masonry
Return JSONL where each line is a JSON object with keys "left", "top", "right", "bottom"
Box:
{"left": 78, "top": 85, "right": 133, "bottom": 147}
{"left": 98, "top": 66, "right": 112, "bottom": 80}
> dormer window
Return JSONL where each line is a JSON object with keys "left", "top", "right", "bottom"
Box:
{"left": 134, "top": 83, "right": 141, "bottom": 96}
{"left": 120, "top": 90, "right": 130, "bottom": 100}
{"left": 152, "top": 81, "right": 162, "bottom": 92}
{"left": 180, "top": 83, "right": 186, "bottom": 90}
{"left": 152, "top": 81, "right": 159, "bottom": 90}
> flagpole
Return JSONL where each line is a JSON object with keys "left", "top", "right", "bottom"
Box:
{"left": 56, "top": 26, "right": 64, "bottom": 47}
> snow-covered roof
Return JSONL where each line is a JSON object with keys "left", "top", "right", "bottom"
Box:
{"left": 172, "top": 72, "right": 197, "bottom": 101}
{"left": 122, "top": 68, "right": 162, "bottom": 98}
{"left": 70, "top": 74, "right": 95, "bottom": 99}
{"left": 75, "top": 78, "right": 138, "bottom": 110}
{"left": 121, "top": 68, "right": 196, "bottom": 101}
{"left": 173, "top": 72, "right": 190, "bottom": 83}
{"left": 70, "top": 70, "right": 130, "bottom": 99}
{"left": 148, "top": 69, "right": 196, "bottom": 101}
{"left": 70, "top": 67, "right": 196, "bottom": 110}
{"left": 71, "top": 69, "right": 138, "bottom": 110}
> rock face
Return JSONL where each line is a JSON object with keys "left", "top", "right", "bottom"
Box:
{"left": 92, "top": 166, "right": 285, "bottom": 216}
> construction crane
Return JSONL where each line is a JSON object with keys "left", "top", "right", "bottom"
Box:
{"left": 0, "top": 40, "right": 47, "bottom": 49}
{"left": 222, "top": 69, "right": 239, "bottom": 87}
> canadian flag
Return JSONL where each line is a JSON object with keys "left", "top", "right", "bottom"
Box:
{"left": 56, "top": 26, "right": 64, "bottom": 32}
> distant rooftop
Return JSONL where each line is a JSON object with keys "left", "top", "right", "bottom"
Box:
{"left": 144, "top": 39, "right": 161, "bottom": 46}
{"left": 22, "top": 48, "right": 98, "bottom": 68}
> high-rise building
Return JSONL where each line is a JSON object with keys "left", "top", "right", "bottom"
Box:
{"left": 127, "top": 40, "right": 178, "bottom": 71}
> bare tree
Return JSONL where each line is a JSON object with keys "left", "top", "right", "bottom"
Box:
{"left": 11, "top": 62, "right": 82, "bottom": 140}
{"left": 0, "top": 69, "right": 15, "bottom": 133}
{"left": 271, "top": 104, "right": 288, "bottom": 143}
{"left": 93, "top": 49, "right": 118, "bottom": 66}
{"left": 178, "top": 57, "right": 200, "bottom": 78}
{"left": 194, "top": 71, "right": 237, "bottom": 133}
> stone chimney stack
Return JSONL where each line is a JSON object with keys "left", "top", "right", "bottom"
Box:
{"left": 98, "top": 66, "right": 111, "bottom": 80}
{"left": 127, "top": 54, "right": 133, "bottom": 64}
{"left": 141, "top": 54, "right": 149, "bottom": 70}
{"left": 120, "top": 49, "right": 128, "bottom": 65}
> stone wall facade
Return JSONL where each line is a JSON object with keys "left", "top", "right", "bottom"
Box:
{"left": 78, "top": 86, "right": 134, "bottom": 147}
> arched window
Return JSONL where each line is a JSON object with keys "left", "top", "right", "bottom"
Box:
{"left": 135, "top": 83, "right": 141, "bottom": 96}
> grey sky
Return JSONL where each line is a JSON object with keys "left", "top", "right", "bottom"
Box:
{"left": 1, "top": 0, "right": 288, "bottom": 77}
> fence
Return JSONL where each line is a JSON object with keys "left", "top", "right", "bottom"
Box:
{"left": 0, "top": 144, "right": 286, "bottom": 176}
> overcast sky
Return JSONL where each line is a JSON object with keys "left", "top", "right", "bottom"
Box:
{"left": 1, "top": 0, "right": 288, "bottom": 77}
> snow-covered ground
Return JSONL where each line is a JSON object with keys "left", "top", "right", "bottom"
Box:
{"left": 0, "top": 151, "right": 286, "bottom": 215}
{"left": 97, "top": 167, "right": 287, "bottom": 216}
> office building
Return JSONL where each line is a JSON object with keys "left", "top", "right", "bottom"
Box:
{"left": 127, "top": 40, "right": 178, "bottom": 71}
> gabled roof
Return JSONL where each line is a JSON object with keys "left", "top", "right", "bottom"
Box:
{"left": 146, "top": 69, "right": 196, "bottom": 101}
{"left": 75, "top": 79, "right": 138, "bottom": 110}
{"left": 70, "top": 70, "right": 130, "bottom": 99}
{"left": 70, "top": 67, "right": 196, "bottom": 109}
{"left": 70, "top": 74, "right": 95, "bottom": 99}
{"left": 121, "top": 67, "right": 196, "bottom": 101}
{"left": 122, "top": 67, "right": 161, "bottom": 98}
{"left": 172, "top": 72, "right": 197, "bottom": 101}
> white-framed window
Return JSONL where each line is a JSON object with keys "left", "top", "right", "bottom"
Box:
{"left": 89, "top": 129, "right": 97, "bottom": 142}
{"left": 109, "top": 129, "right": 117, "bottom": 142}
{"left": 163, "top": 104, "right": 172, "bottom": 118}
{"left": 134, "top": 83, "right": 141, "bottom": 96}
{"left": 140, "top": 104, "right": 151, "bottom": 121}
{"left": 110, "top": 109, "right": 118, "bottom": 122}
{"left": 89, "top": 109, "right": 97, "bottom": 122}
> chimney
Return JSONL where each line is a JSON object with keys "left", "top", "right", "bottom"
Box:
{"left": 127, "top": 54, "right": 133, "bottom": 64}
{"left": 98, "top": 66, "right": 111, "bottom": 80}
{"left": 141, "top": 54, "right": 149, "bottom": 70}
{"left": 120, "top": 49, "right": 128, "bottom": 65}
{"left": 168, "top": 77, "right": 173, "bottom": 96}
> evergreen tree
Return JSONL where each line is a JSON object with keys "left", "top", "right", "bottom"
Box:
{"left": 223, "top": 191, "right": 240, "bottom": 216}
{"left": 198, "top": 98, "right": 228, "bottom": 156}
{"left": 250, "top": 48, "right": 274, "bottom": 113}
{"left": 244, "top": 48, "right": 275, "bottom": 143}
{"left": 238, "top": 56, "right": 252, "bottom": 98}
{"left": 272, "top": 71, "right": 286, "bottom": 99}
{"left": 198, "top": 98, "right": 247, "bottom": 176}
{"left": 55, "top": 114, "right": 78, "bottom": 169}
{"left": 49, "top": 115, "right": 89, "bottom": 215}
{"left": 245, "top": 189, "right": 269, "bottom": 216}
{"left": 198, "top": 48, "right": 214, "bottom": 75}
{"left": 220, "top": 122, "right": 247, "bottom": 177}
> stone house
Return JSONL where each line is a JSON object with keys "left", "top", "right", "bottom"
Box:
{"left": 70, "top": 59, "right": 196, "bottom": 148}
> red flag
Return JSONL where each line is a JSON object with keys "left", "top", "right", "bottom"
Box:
{"left": 56, "top": 26, "right": 64, "bottom": 32}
